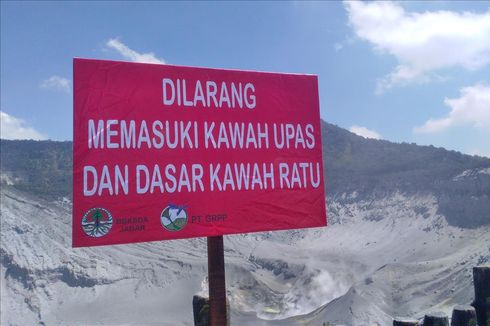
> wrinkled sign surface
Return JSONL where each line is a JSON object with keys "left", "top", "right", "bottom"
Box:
{"left": 73, "top": 58, "right": 326, "bottom": 247}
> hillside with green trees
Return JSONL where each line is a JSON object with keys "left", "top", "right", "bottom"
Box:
{"left": 1, "top": 121, "right": 489, "bottom": 227}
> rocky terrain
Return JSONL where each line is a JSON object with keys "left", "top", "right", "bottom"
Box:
{"left": 1, "top": 121, "right": 489, "bottom": 325}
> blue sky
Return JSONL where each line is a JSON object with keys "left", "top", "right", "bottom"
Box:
{"left": 1, "top": 1, "right": 489, "bottom": 157}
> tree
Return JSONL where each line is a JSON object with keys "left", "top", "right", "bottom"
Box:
{"left": 92, "top": 209, "right": 103, "bottom": 227}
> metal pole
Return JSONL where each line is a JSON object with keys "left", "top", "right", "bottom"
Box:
{"left": 207, "top": 236, "right": 227, "bottom": 326}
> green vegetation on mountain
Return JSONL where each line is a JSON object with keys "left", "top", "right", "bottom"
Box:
{"left": 0, "top": 140, "right": 72, "bottom": 198}
{"left": 322, "top": 120, "right": 489, "bottom": 195}
{"left": 1, "top": 121, "right": 489, "bottom": 227}
{"left": 322, "top": 121, "right": 490, "bottom": 227}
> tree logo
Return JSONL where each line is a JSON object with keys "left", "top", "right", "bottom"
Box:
{"left": 160, "top": 204, "right": 188, "bottom": 232}
{"left": 81, "top": 208, "right": 113, "bottom": 237}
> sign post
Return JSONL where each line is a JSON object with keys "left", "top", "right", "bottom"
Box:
{"left": 73, "top": 58, "right": 326, "bottom": 324}
{"left": 207, "top": 236, "right": 227, "bottom": 325}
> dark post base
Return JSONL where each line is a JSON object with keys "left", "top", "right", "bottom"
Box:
{"left": 451, "top": 305, "right": 476, "bottom": 326}
{"left": 473, "top": 266, "right": 490, "bottom": 326}
{"left": 423, "top": 312, "right": 448, "bottom": 326}
{"left": 193, "top": 295, "right": 209, "bottom": 326}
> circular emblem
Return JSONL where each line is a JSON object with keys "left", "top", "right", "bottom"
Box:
{"left": 160, "top": 204, "right": 188, "bottom": 232}
{"left": 81, "top": 208, "right": 113, "bottom": 237}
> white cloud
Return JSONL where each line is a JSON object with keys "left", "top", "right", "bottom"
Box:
{"left": 414, "top": 83, "right": 490, "bottom": 133}
{"left": 333, "top": 36, "right": 355, "bottom": 52}
{"left": 349, "top": 125, "right": 382, "bottom": 139}
{"left": 40, "top": 76, "right": 71, "bottom": 93}
{"left": 106, "top": 39, "right": 165, "bottom": 64}
{"left": 0, "top": 111, "right": 47, "bottom": 140}
{"left": 344, "top": 1, "right": 490, "bottom": 93}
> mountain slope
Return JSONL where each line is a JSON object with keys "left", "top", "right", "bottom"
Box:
{"left": 2, "top": 121, "right": 489, "bottom": 227}
{"left": 1, "top": 121, "right": 489, "bottom": 325}
{"left": 321, "top": 121, "right": 490, "bottom": 228}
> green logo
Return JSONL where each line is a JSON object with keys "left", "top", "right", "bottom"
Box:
{"left": 81, "top": 208, "right": 113, "bottom": 237}
{"left": 161, "top": 204, "right": 188, "bottom": 232}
